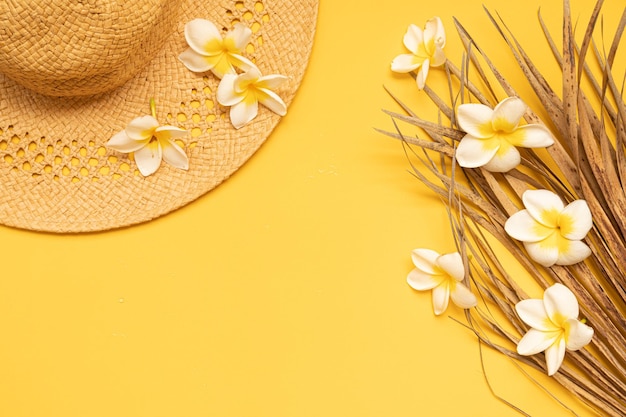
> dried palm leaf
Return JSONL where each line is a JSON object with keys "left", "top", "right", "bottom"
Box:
{"left": 381, "top": 1, "right": 626, "bottom": 415}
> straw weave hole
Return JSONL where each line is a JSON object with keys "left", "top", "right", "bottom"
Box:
{"left": 0, "top": 0, "right": 276, "bottom": 184}
{"left": 0, "top": 123, "right": 203, "bottom": 181}
{"left": 226, "top": 0, "right": 269, "bottom": 61}
{"left": 0, "top": 81, "right": 217, "bottom": 181}
{"left": 163, "top": 76, "right": 224, "bottom": 154}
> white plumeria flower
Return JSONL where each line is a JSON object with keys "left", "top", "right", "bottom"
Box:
{"left": 217, "top": 66, "right": 288, "bottom": 129}
{"left": 179, "top": 19, "right": 255, "bottom": 79}
{"left": 505, "top": 189, "right": 592, "bottom": 267}
{"left": 516, "top": 283, "right": 593, "bottom": 376}
{"left": 391, "top": 17, "right": 446, "bottom": 89}
{"left": 106, "top": 100, "right": 188, "bottom": 177}
{"left": 455, "top": 97, "right": 555, "bottom": 172}
{"left": 407, "top": 249, "right": 477, "bottom": 315}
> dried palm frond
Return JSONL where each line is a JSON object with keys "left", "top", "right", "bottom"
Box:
{"left": 380, "top": 1, "right": 626, "bottom": 415}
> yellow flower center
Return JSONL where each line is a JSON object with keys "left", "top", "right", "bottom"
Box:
{"left": 539, "top": 207, "right": 561, "bottom": 229}
{"left": 429, "top": 264, "right": 452, "bottom": 285}
{"left": 561, "top": 319, "right": 572, "bottom": 341}
{"left": 494, "top": 137, "right": 513, "bottom": 157}
{"left": 543, "top": 312, "right": 572, "bottom": 344}
{"left": 550, "top": 311, "right": 567, "bottom": 327}
{"left": 204, "top": 38, "right": 225, "bottom": 55}
{"left": 533, "top": 208, "right": 576, "bottom": 248}
{"left": 415, "top": 42, "right": 432, "bottom": 60}
{"left": 223, "top": 36, "right": 239, "bottom": 53}
{"left": 536, "top": 231, "right": 572, "bottom": 254}
{"left": 492, "top": 116, "right": 517, "bottom": 133}
{"left": 480, "top": 136, "right": 501, "bottom": 152}
{"left": 557, "top": 212, "right": 575, "bottom": 236}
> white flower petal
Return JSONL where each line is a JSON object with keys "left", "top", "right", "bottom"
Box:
{"left": 162, "top": 140, "right": 189, "bottom": 170}
{"left": 415, "top": 58, "right": 429, "bottom": 90}
{"left": 457, "top": 103, "right": 494, "bottom": 138}
{"left": 516, "top": 299, "right": 554, "bottom": 331}
{"left": 410, "top": 248, "right": 440, "bottom": 274}
{"left": 126, "top": 115, "right": 159, "bottom": 141}
{"left": 450, "top": 282, "right": 477, "bottom": 309}
{"left": 455, "top": 135, "right": 499, "bottom": 168}
{"left": 430, "top": 47, "right": 446, "bottom": 67}
{"left": 407, "top": 268, "right": 443, "bottom": 291}
{"left": 564, "top": 319, "right": 594, "bottom": 351}
{"left": 545, "top": 337, "right": 566, "bottom": 376}
{"left": 491, "top": 97, "right": 526, "bottom": 132}
{"left": 257, "top": 87, "right": 287, "bottom": 116}
{"left": 134, "top": 140, "right": 162, "bottom": 176}
{"left": 436, "top": 252, "right": 464, "bottom": 282}
{"left": 432, "top": 282, "right": 450, "bottom": 315}
{"left": 106, "top": 130, "right": 146, "bottom": 153}
{"left": 226, "top": 22, "right": 253, "bottom": 51}
{"left": 543, "top": 283, "right": 579, "bottom": 322}
{"left": 184, "top": 19, "right": 222, "bottom": 55}
{"left": 257, "top": 74, "right": 289, "bottom": 90}
{"left": 482, "top": 143, "right": 520, "bottom": 172}
{"left": 522, "top": 189, "right": 564, "bottom": 226}
{"left": 391, "top": 54, "right": 421, "bottom": 73}
{"left": 559, "top": 200, "right": 593, "bottom": 240}
{"left": 505, "top": 210, "right": 553, "bottom": 242}
{"left": 517, "top": 328, "right": 559, "bottom": 356}
{"left": 555, "top": 240, "right": 591, "bottom": 265}
{"left": 154, "top": 125, "right": 187, "bottom": 140}
{"left": 209, "top": 54, "right": 238, "bottom": 79}
{"left": 231, "top": 68, "right": 260, "bottom": 93}
{"left": 431, "top": 17, "right": 446, "bottom": 47}
{"left": 524, "top": 240, "right": 559, "bottom": 267}
{"left": 216, "top": 74, "right": 244, "bottom": 106}
{"left": 229, "top": 53, "right": 257, "bottom": 73}
{"left": 509, "top": 124, "right": 555, "bottom": 148}
{"left": 403, "top": 24, "right": 423, "bottom": 54}
{"left": 516, "top": 283, "right": 593, "bottom": 377}
{"left": 424, "top": 17, "right": 446, "bottom": 51}
{"left": 229, "top": 98, "right": 259, "bottom": 129}
{"left": 179, "top": 48, "right": 212, "bottom": 73}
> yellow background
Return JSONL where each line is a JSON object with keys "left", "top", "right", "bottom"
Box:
{"left": 0, "top": 0, "right": 620, "bottom": 416}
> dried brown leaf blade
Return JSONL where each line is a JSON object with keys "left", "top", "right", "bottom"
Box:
{"left": 380, "top": 1, "right": 626, "bottom": 415}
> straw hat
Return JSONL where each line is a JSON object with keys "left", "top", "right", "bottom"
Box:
{"left": 0, "top": 0, "right": 318, "bottom": 232}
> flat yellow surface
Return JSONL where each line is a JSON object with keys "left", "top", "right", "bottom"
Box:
{"left": 0, "top": 1, "right": 621, "bottom": 416}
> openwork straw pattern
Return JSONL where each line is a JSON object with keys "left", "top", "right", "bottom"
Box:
{"left": 381, "top": 1, "right": 626, "bottom": 415}
{"left": 0, "top": 0, "right": 318, "bottom": 232}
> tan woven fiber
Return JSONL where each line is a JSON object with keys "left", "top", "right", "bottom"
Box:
{"left": 0, "top": 0, "right": 319, "bottom": 232}
{"left": 0, "top": 0, "right": 182, "bottom": 96}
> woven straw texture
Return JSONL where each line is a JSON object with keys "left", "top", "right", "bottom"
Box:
{"left": 0, "top": 0, "right": 318, "bottom": 232}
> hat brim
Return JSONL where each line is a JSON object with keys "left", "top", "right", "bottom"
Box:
{"left": 0, "top": 0, "right": 318, "bottom": 232}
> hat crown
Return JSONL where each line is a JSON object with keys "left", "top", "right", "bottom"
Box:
{"left": 0, "top": 0, "right": 182, "bottom": 97}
